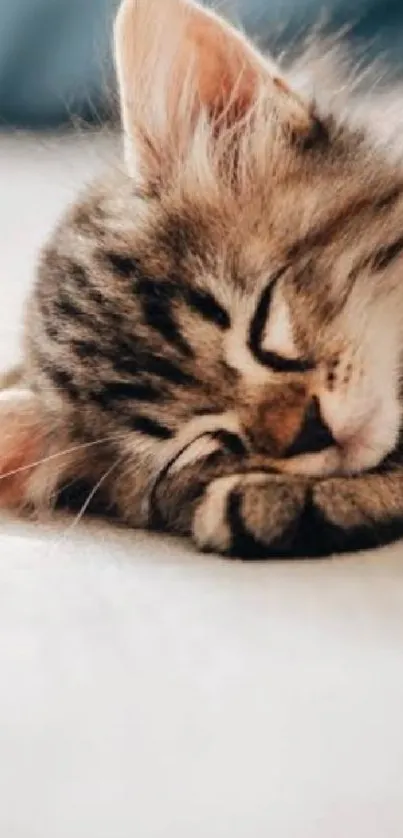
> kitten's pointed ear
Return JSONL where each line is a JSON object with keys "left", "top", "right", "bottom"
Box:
{"left": 114, "top": 0, "right": 312, "bottom": 180}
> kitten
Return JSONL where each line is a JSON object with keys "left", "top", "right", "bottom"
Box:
{"left": 2, "top": 0, "right": 403, "bottom": 558}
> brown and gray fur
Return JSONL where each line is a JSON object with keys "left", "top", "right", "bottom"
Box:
{"left": 3, "top": 0, "right": 403, "bottom": 557}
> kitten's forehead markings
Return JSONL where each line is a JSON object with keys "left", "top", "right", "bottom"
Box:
{"left": 224, "top": 293, "right": 269, "bottom": 385}
{"left": 224, "top": 287, "right": 298, "bottom": 382}
{"left": 261, "top": 290, "right": 298, "bottom": 359}
{"left": 224, "top": 327, "right": 268, "bottom": 385}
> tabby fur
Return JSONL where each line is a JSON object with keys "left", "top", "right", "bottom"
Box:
{"left": 3, "top": 0, "right": 403, "bottom": 558}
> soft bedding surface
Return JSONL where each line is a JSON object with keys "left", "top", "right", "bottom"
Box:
{"left": 0, "top": 132, "right": 403, "bottom": 838}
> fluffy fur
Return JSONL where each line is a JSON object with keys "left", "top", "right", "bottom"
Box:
{"left": 3, "top": 0, "right": 403, "bottom": 558}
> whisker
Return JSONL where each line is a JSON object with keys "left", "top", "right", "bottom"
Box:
{"left": 64, "top": 457, "right": 122, "bottom": 534}
{"left": 42, "top": 457, "right": 123, "bottom": 562}
{"left": 0, "top": 435, "right": 124, "bottom": 483}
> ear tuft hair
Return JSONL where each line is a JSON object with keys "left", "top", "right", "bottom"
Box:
{"left": 114, "top": 0, "right": 314, "bottom": 186}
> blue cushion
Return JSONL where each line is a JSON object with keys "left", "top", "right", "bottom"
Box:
{"left": 0, "top": 0, "right": 118, "bottom": 126}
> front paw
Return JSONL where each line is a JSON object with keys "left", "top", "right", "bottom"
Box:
{"left": 192, "top": 471, "right": 403, "bottom": 558}
{"left": 193, "top": 473, "right": 307, "bottom": 558}
{"left": 311, "top": 476, "right": 403, "bottom": 554}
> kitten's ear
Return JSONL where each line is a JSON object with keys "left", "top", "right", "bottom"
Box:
{"left": 114, "top": 0, "right": 312, "bottom": 180}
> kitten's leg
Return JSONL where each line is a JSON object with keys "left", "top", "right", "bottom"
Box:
{"left": 0, "top": 389, "right": 81, "bottom": 512}
{"left": 149, "top": 434, "right": 308, "bottom": 557}
{"left": 311, "top": 471, "right": 403, "bottom": 554}
{"left": 0, "top": 390, "right": 46, "bottom": 509}
{"left": 150, "top": 433, "right": 403, "bottom": 556}
{"left": 191, "top": 469, "right": 403, "bottom": 557}
{"left": 192, "top": 472, "right": 308, "bottom": 557}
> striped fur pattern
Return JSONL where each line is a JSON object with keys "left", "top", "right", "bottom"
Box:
{"left": 4, "top": 0, "right": 403, "bottom": 557}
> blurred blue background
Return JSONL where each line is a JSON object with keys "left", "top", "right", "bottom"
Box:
{"left": 0, "top": 0, "right": 402, "bottom": 127}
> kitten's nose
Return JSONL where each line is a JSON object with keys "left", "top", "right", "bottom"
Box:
{"left": 286, "top": 398, "right": 335, "bottom": 457}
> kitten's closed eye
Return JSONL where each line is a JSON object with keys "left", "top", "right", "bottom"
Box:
{"left": 253, "top": 350, "right": 315, "bottom": 375}
{"left": 248, "top": 273, "right": 315, "bottom": 374}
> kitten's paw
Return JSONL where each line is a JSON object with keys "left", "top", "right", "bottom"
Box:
{"left": 313, "top": 479, "right": 373, "bottom": 530}
{"left": 192, "top": 470, "right": 403, "bottom": 558}
{"left": 310, "top": 476, "right": 403, "bottom": 554}
{"left": 193, "top": 472, "right": 306, "bottom": 558}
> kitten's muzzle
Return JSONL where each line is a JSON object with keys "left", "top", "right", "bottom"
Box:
{"left": 243, "top": 387, "right": 335, "bottom": 459}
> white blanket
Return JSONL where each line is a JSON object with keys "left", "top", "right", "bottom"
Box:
{"left": 1, "top": 133, "right": 402, "bottom": 838}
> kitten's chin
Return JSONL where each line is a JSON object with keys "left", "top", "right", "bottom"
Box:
{"left": 339, "top": 435, "right": 395, "bottom": 475}
{"left": 339, "top": 441, "right": 385, "bottom": 475}
{"left": 338, "top": 403, "right": 400, "bottom": 475}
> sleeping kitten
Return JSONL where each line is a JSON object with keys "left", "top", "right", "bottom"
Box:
{"left": 2, "top": 0, "right": 403, "bottom": 557}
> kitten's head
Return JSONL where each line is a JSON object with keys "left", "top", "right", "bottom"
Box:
{"left": 105, "top": 1, "right": 403, "bottom": 475}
